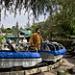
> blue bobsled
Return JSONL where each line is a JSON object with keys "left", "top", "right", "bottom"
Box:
{"left": 0, "top": 51, "right": 41, "bottom": 59}
{"left": 0, "top": 51, "right": 42, "bottom": 68}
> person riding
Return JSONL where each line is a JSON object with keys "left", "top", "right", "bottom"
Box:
{"left": 29, "top": 28, "right": 43, "bottom": 50}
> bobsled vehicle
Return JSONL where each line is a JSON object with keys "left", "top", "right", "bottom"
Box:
{"left": 0, "top": 41, "right": 66, "bottom": 68}
{"left": 37, "top": 41, "right": 66, "bottom": 62}
{"left": 0, "top": 40, "right": 42, "bottom": 68}
{"left": 0, "top": 50, "right": 42, "bottom": 68}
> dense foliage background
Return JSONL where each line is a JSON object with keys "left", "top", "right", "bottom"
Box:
{"left": 0, "top": 0, "right": 75, "bottom": 47}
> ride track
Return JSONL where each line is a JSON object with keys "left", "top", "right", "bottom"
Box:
{"left": 0, "top": 58, "right": 62, "bottom": 73}
{"left": 0, "top": 58, "right": 74, "bottom": 75}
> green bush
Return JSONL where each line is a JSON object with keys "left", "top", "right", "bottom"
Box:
{"left": 0, "top": 35, "right": 5, "bottom": 43}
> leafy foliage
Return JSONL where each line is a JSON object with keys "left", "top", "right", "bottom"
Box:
{"left": 0, "top": 35, "right": 5, "bottom": 43}
{"left": 0, "top": 0, "right": 57, "bottom": 18}
{"left": 1, "top": 0, "right": 75, "bottom": 39}
{"left": 2, "top": 28, "right": 13, "bottom": 33}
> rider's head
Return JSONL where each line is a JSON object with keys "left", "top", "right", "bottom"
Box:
{"left": 35, "top": 28, "right": 40, "bottom": 34}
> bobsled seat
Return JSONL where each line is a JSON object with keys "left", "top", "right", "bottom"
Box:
{"left": 0, "top": 51, "right": 42, "bottom": 68}
{"left": 38, "top": 42, "right": 66, "bottom": 62}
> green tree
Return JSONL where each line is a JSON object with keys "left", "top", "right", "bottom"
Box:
{"left": 1, "top": 0, "right": 75, "bottom": 38}
{"left": 0, "top": 0, "right": 58, "bottom": 21}
{"left": 42, "top": 0, "right": 75, "bottom": 38}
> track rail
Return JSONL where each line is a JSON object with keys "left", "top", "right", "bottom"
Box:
{"left": 0, "top": 59, "right": 74, "bottom": 75}
{"left": 25, "top": 59, "right": 62, "bottom": 75}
